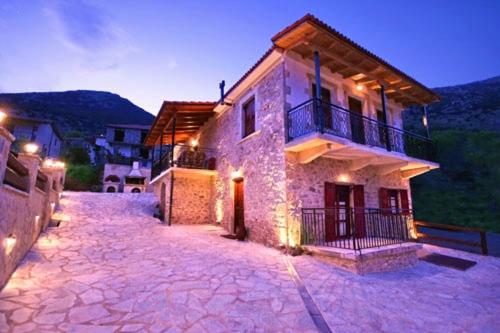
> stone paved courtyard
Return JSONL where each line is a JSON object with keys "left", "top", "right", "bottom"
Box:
{"left": 1, "top": 192, "right": 499, "bottom": 332}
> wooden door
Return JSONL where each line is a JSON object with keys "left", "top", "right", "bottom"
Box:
{"left": 335, "top": 185, "right": 351, "bottom": 238}
{"left": 348, "top": 97, "right": 365, "bottom": 144}
{"left": 233, "top": 180, "right": 244, "bottom": 232}
{"left": 312, "top": 84, "right": 332, "bottom": 130}
{"left": 324, "top": 183, "right": 350, "bottom": 241}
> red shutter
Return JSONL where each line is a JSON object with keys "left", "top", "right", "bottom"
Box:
{"left": 353, "top": 185, "right": 366, "bottom": 238}
{"left": 379, "top": 188, "right": 390, "bottom": 215}
{"left": 400, "top": 189, "right": 410, "bottom": 215}
{"left": 324, "top": 182, "right": 336, "bottom": 242}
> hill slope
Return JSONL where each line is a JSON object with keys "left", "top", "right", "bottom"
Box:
{"left": 404, "top": 75, "right": 500, "bottom": 232}
{"left": 404, "top": 75, "right": 500, "bottom": 132}
{"left": 0, "top": 90, "right": 154, "bottom": 136}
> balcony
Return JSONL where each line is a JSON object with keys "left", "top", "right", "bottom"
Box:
{"left": 150, "top": 144, "right": 217, "bottom": 182}
{"left": 301, "top": 207, "right": 412, "bottom": 251}
{"left": 286, "top": 99, "right": 437, "bottom": 174}
{"left": 287, "top": 99, "right": 435, "bottom": 160}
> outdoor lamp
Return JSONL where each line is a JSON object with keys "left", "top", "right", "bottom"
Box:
{"left": 4, "top": 235, "right": 16, "bottom": 255}
{"left": 422, "top": 114, "right": 428, "bottom": 127}
{"left": 191, "top": 138, "right": 199, "bottom": 147}
{"left": 356, "top": 84, "right": 364, "bottom": 91}
{"left": 24, "top": 142, "right": 39, "bottom": 154}
{"left": 0, "top": 110, "right": 6, "bottom": 124}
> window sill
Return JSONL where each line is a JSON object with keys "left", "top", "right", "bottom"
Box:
{"left": 238, "top": 130, "right": 261, "bottom": 145}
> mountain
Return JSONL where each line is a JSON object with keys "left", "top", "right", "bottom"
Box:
{"left": 404, "top": 75, "right": 500, "bottom": 233}
{"left": 0, "top": 90, "right": 154, "bottom": 136}
{"left": 404, "top": 75, "right": 500, "bottom": 133}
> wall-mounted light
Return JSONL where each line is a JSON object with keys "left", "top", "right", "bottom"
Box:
{"left": 0, "top": 110, "right": 6, "bottom": 124}
{"left": 231, "top": 169, "right": 243, "bottom": 180}
{"left": 24, "top": 142, "right": 39, "bottom": 154}
{"left": 356, "top": 84, "right": 364, "bottom": 91}
{"left": 422, "top": 114, "right": 428, "bottom": 128}
{"left": 337, "top": 174, "right": 350, "bottom": 183}
{"left": 191, "top": 138, "right": 198, "bottom": 147}
{"left": 4, "top": 235, "right": 16, "bottom": 255}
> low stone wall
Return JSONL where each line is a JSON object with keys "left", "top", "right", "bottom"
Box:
{"left": 304, "top": 243, "right": 421, "bottom": 274}
{"left": 0, "top": 127, "right": 66, "bottom": 289}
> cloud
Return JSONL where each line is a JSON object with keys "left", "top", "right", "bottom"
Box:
{"left": 44, "top": 0, "right": 136, "bottom": 70}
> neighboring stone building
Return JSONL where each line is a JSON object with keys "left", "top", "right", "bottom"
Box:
{"left": 98, "top": 124, "right": 153, "bottom": 192}
{"left": 144, "top": 15, "right": 440, "bottom": 272}
{"left": 4, "top": 115, "right": 63, "bottom": 158}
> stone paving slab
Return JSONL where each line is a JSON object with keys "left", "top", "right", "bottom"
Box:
{"left": 291, "top": 244, "right": 500, "bottom": 333}
{"left": 0, "top": 192, "right": 317, "bottom": 332}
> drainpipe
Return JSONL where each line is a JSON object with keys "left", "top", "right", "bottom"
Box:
{"left": 167, "top": 116, "right": 176, "bottom": 226}
{"left": 380, "top": 84, "right": 391, "bottom": 151}
{"left": 314, "top": 51, "right": 324, "bottom": 133}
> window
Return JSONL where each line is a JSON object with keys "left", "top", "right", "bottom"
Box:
{"left": 242, "top": 97, "right": 256, "bottom": 138}
{"left": 114, "top": 129, "right": 125, "bottom": 142}
{"left": 139, "top": 148, "right": 149, "bottom": 159}
{"left": 388, "top": 190, "right": 399, "bottom": 213}
{"left": 140, "top": 131, "right": 148, "bottom": 144}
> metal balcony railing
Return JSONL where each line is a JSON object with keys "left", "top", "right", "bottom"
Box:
{"left": 151, "top": 144, "right": 217, "bottom": 180}
{"left": 301, "top": 207, "right": 412, "bottom": 251}
{"left": 287, "top": 98, "right": 436, "bottom": 161}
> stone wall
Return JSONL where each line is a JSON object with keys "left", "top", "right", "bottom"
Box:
{"left": 196, "top": 62, "right": 288, "bottom": 246}
{"left": 0, "top": 127, "right": 66, "bottom": 289}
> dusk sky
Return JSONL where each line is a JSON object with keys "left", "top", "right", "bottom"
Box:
{"left": 1, "top": 1, "right": 499, "bottom": 115}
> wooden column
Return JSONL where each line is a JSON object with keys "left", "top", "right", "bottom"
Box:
{"left": 380, "top": 84, "right": 391, "bottom": 151}
{"left": 314, "top": 51, "right": 324, "bottom": 133}
{"left": 168, "top": 114, "right": 176, "bottom": 226}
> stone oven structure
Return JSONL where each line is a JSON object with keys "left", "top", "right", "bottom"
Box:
{"left": 123, "top": 162, "right": 147, "bottom": 193}
{"left": 144, "top": 14, "right": 440, "bottom": 272}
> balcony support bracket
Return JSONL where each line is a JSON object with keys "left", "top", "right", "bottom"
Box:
{"left": 348, "top": 157, "right": 374, "bottom": 171}
{"left": 297, "top": 143, "right": 333, "bottom": 164}
{"left": 401, "top": 166, "right": 430, "bottom": 179}
{"left": 377, "top": 162, "right": 408, "bottom": 176}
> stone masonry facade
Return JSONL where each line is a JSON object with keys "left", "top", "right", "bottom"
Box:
{"left": 152, "top": 51, "right": 418, "bottom": 250}
{"left": 0, "top": 127, "right": 66, "bottom": 289}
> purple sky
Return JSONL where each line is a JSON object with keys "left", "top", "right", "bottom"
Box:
{"left": 1, "top": 1, "right": 499, "bottom": 115}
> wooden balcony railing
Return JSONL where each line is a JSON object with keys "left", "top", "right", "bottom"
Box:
{"left": 301, "top": 207, "right": 412, "bottom": 251}
{"left": 287, "top": 98, "right": 436, "bottom": 162}
{"left": 4, "top": 152, "right": 30, "bottom": 192}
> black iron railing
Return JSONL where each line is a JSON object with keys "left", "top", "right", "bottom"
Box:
{"left": 301, "top": 207, "right": 412, "bottom": 251}
{"left": 287, "top": 98, "right": 435, "bottom": 161}
{"left": 151, "top": 144, "right": 217, "bottom": 180}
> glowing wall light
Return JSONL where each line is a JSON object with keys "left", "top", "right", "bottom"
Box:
{"left": 191, "top": 138, "right": 199, "bottom": 147}
{"left": 231, "top": 169, "right": 243, "bottom": 180}
{"left": 24, "top": 143, "right": 39, "bottom": 154}
{"left": 337, "top": 174, "right": 350, "bottom": 183}
{"left": 4, "top": 235, "right": 16, "bottom": 255}
{"left": 0, "top": 110, "right": 6, "bottom": 124}
{"left": 215, "top": 199, "right": 224, "bottom": 223}
{"left": 356, "top": 84, "right": 364, "bottom": 91}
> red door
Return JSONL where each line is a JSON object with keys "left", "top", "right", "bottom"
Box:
{"left": 234, "top": 180, "right": 244, "bottom": 233}
{"left": 353, "top": 185, "right": 366, "bottom": 238}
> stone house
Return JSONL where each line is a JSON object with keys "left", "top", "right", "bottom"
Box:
{"left": 4, "top": 115, "right": 63, "bottom": 158}
{"left": 144, "top": 15, "right": 439, "bottom": 271}
{"left": 98, "top": 124, "right": 153, "bottom": 193}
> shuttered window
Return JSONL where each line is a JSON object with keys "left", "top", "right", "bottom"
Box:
{"left": 243, "top": 97, "right": 256, "bottom": 138}
{"left": 379, "top": 187, "right": 410, "bottom": 215}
